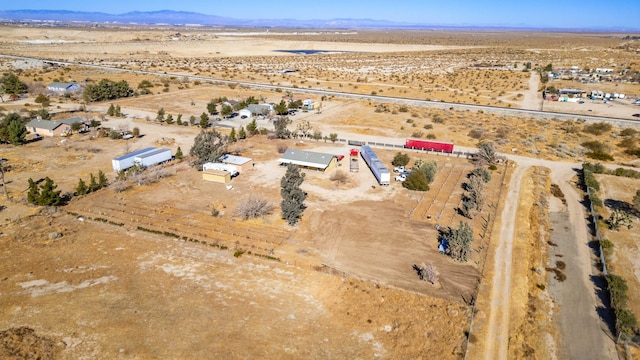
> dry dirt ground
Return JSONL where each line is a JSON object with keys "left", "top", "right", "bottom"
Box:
{"left": 0, "top": 128, "right": 494, "bottom": 358}
{"left": 1, "top": 26, "right": 640, "bottom": 358}
{"left": 596, "top": 174, "right": 640, "bottom": 358}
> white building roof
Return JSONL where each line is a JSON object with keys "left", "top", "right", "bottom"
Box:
{"left": 278, "top": 149, "right": 335, "bottom": 169}
{"left": 219, "top": 154, "right": 252, "bottom": 166}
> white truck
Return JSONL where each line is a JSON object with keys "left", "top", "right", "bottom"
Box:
{"left": 202, "top": 162, "right": 239, "bottom": 177}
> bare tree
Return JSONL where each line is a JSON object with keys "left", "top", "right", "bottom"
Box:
{"left": 234, "top": 195, "right": 275, "bottom": 220}
{"left": 476, "top": 141, "right": 497, "bottom": 165}
{"left": 420, "top": 263, "right": 439, "bottom": 284}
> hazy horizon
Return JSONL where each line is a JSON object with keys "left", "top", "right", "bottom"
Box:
{"left": 1, "top": 0, "right": 639, "bottom": 30}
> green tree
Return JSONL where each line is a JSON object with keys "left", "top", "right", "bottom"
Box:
{"left": 207, "top": 100, "right": 217, "bottom": 115}
{"left": 115, "top": 105, "right": 122, "bottom": 117}
{"left": 36, "top": 177, "right": 62, "bottom": 206}
{"left": 274, "top": 100, "right": 289, "bottom": 115}
{"left": 329, "top": 133, "right": 338, "bottom": 143}
{"left": 27, "top": 178, "right": 39, "bottom": 204}
{"left": 392, "top": 152, "right": 410, "bottom": 167}
{"left": 238, "top": 126, "right": 246, "bottom": 140}
{"left": 89, "top": 173, "right": 99, "bottom": 192}
{"left": 312, "top": 130, "right": 322, "bottom": 141}
{"left": 36, "top": 108, "right": 51, "bottom": 120}
{"left": 0, "top": 73, "right": 27, "bottom": 95}
{"left": 175, "top": 146, "right": 184, "bottom": 160}
{"left": 199, "top": 112, "right": 209, "bottom": 128}
{"left": 35, "top": 94, "right": 50, "bottom": 107}
{"left": 632, "top": 189, "right": 640, "bottom": 212}
{"left": 165, "top": 113, "right": 174, "bottom": 125}
{"left": 414, "top": 159, "right": 438, "bottom": 183}
{"left": 543, "top": 63, "right": 553, "bottom": 72}
{"left": 246, "top": 118, "right": 258, "bottom": 136}
{"left": 7, "top": 119, "right": 27, "bottom": 145}
{"left": 76, "top": 178, "right": 88, "bottom": 196}
{"left": 189, "top": 115, "right": 196, "bottom": 126}
{"left": 189, "top": 129, "right": 228, "bottom": 169}
{"left": 83, "top": 79, "right": 132, "bottom": 102}
{"left": 156, "top": 108, "right": 165, "bottom": 122}
{"left": 176, "top": 114, "right": 183, "bottom": 126}
{"left": 402, "top": 171, "right": 429, "bottom": 191}
{"left": 447, "top": 221, "right": 473, "bottom": 262}
{"left": 220, "top": 104, "right": 233, "bottom": 117}
{"left": 0, "top": 113, "right": 23, "bottom": 143}
{"left": 107, "top": 104, "right": 116, "bottom": 116}
{"left": 470, "top": 167, "right": 491, "bottom": 183}
{"left": 274, "top": 116, "right": 291, "bottom": 139}
{"left": 229, "top": 128, "right": 237, "bottom": 143}
{"left": 70, "top": 122, "right": 82, "bottom": 133}
{"left": 132, "top": 127, "right": 140, "bottom": 138}
{"left": 98, "top": 170, "right": 108, "bottom": 188}
{"left": 280, "top": 164, "right": 306, "bottom": 226}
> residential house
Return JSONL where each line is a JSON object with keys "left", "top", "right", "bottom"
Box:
{"left": 25, "top": 117, "right": 86, "bottom": 137}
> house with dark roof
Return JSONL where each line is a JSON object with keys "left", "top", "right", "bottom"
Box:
{"left": 47, "top": 82, "right": 80, "bottom": 94}
{"left": 26, "top": 117, "right": 85, "bottom": 137}
{"left": 278, "top": 148, "right": 338, "bottom": 173}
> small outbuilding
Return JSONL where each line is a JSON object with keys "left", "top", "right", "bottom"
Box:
{"left": 202, "top": 169, "right": 231, "bottom": 184}
{"left": 278, "top": 148, "right": 337, "bottom": 173}
{"left": 219, "top": 154, "right": 253, "bottom": 173}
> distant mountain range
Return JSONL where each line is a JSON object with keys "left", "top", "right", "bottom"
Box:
{"left": 0, "top": 9, "right": 418, "bottom": 29}
{"left": 0, "top": 9, "right": 635, "bottom": 31}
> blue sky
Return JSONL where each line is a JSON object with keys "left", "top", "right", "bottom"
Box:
{"left": 1, "top": 0, "right": 639, "bottom": 29}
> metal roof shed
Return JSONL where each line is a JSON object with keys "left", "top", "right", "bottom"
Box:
{"left": 278, "top": 148, "right": 337, "bottom": 173}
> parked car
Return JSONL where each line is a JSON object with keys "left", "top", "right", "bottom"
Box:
{"left": 395, "top": 174, "right": 406, "bottom": 182}
{"left": 633, "top": 114, "right": 640, "bottom": 118}
{"left": 393, "top": 166, "right": 405, "bottom": 173}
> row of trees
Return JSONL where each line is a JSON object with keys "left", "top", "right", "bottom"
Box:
{"left": 581, "top": 163, "right": 638, "bottom": 336}
{"left": 460, "top": 167, "right": 491, "bottom": 218}
{"left": 84, "top": 79, "right": 133, "bottom": 102}
{"left": 76, "top": 171, "right": 109, "bottom": 196}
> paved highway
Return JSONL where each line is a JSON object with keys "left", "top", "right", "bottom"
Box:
{"left": 2, "top": 53, "right": 640, "bottom": 127}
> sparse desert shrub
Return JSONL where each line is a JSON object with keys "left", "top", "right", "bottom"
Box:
{"left": 411, "top": 131, "right": 424, "bottom": 138}
{"left": 468, "top": 128, "right": 484, "bottom": 139}
{"left": 583, "top": 122, "right": 612, "bottom": 135}
{"left": 234, "top": 195, "right": 275, "bottom": 220}
{"left": 277, "top": 143, "right": 288, "bottom": 154}
{"left": 329, "top": 170, "right": 349, "bottom": 184}
{"left": 110, "top": 179, "right": 131, "bottom": 192}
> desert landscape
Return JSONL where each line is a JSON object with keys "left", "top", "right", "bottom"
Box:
{"left": 0, "top": 22, "right": 639, "bottom": 360}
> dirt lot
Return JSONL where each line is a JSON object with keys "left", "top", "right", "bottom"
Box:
{"left": 0, "top": 123, "right": 494, "bottom": 358}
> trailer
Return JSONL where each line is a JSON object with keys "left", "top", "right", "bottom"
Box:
{"left": 405, "top": 139, "right": 454, "bottom": 153}
{"left": 202, "top": 162, "right": 239, "bottom": 177}
{"left": 360, "top": 145, "right": 390, "bottom": 185}
{"left": 112, "top": 147, "right": 157, "bottom": 172}
{"left": 134, "top": 148, "right": 172, "bottom": 168}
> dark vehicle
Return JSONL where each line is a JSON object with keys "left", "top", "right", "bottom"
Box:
{"left": 632, "top": 113, "right": 640, "bottom": 117}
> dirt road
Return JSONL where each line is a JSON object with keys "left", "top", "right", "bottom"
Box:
{"left": 484, "top": 162, "right": 529, "bottom": 359}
